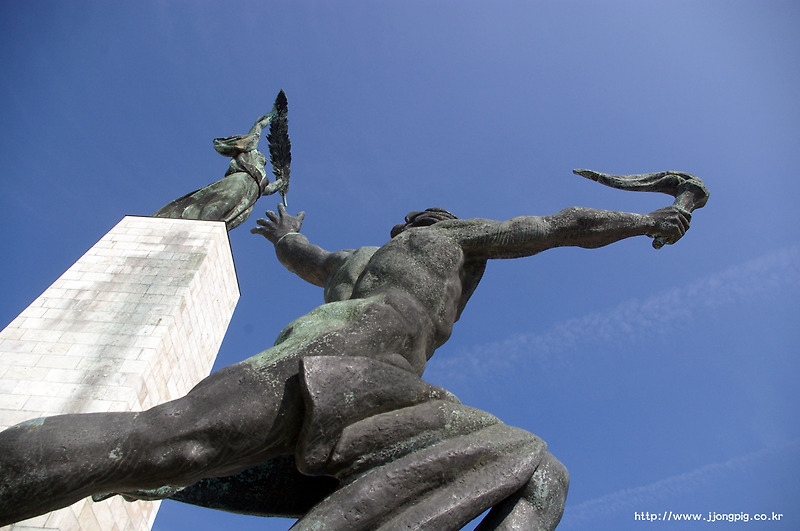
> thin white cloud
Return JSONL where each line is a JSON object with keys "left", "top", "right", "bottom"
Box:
{"left": 558, "top": 438, "right": 800, "bottom": 528}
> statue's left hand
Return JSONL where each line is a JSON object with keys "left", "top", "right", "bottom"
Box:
{"left": 251, "top": 204, "right": 305, "bottom": 244}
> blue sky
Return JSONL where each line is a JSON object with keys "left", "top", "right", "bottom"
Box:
{"left": 1, "top": 2, "right": 798, "bottom": 530}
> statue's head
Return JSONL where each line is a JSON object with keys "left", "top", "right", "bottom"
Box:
{"left": 390, "top": 208, "right": 458, "bottom": 238}
{"left": 213, "top": 133, "right": 260, "bottom": 157}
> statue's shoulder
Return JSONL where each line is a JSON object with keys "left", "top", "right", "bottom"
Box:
{"left": 437, "top": 217, "right": 495, "bottom": 230}
{"left": 428, "top": 217, "right": 498, "bottom": 243}
{"left": 347, "top": 246, "right": 380, "bottom": 261}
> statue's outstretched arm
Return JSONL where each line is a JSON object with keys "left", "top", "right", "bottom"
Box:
{"left": 456, "top": 169, "right": 706, "bottom": 259}
{"left": 541, "top": 205, "right": 690, "bottom": 250}
{"left": 251, "top": 205, "right": 346, "bottom": 287}
{"left": 453, "top": 206, "right": 690, "bottom": 260}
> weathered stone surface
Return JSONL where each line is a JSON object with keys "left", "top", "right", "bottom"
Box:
{"left": 291, "top": 356, "right": 549, "bottom": 531}
{"left": 166, "top": 356, "right": 557, "bottom": 531}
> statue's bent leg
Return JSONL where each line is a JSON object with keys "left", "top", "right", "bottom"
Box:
{"left": 0, "top": 295, "right": 432, "bottom": 526}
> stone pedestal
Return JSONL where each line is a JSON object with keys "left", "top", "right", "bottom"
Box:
{"left": 0, "top": 217, "right": 239, "bottom": 530}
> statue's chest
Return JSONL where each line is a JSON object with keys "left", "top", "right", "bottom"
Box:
{"left": 354, "top": 232, "right": 464, "bottom": 296}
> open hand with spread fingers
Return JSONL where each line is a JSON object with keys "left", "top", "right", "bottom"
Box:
{"left": 251, "top": 204, "right": 306, "bottom": 244}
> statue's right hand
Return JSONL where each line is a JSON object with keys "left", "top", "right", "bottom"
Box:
{"left": 251, "top": 204, "right": 305, "bottom": 244}
{"left": 647, "top": 206, "right": 691, "bottom": 248}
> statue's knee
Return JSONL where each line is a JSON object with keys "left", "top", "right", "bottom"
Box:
{"left": 136, "top": 436, "right": 217, "bottom": 485}
{"left": 172, "top": 441, "right": 217, "bottom": 475}
{"left": 131, "top": 407, "right": 217, "bottom": 482}
{"left": 475, "top": 452, "right": 569, "bottom": 531}
{"left": 523, "top": 451, "right": 569, "bottom": 524}
{"left": 537, "top": 452, "right": 569, "bottom": 494}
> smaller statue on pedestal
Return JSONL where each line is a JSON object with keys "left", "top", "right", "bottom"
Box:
{"left": 153, "top": 90, "right": 291, "bottom": 230}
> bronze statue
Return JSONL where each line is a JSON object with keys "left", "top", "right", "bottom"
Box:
{"left": 153, "top": 90, "right": 291, "bottom": 230}
{"left": 0, "top": 146, "right": 707, "bottom": 529}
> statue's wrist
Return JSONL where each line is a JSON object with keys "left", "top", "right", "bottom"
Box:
{"left": 643, "top": 213, "right": 659, "bottom": 235}
{"left": 276, "top": 231, "right": 300, "bottom": 245}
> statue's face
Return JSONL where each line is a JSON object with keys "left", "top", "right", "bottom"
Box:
{"left": 390, "top": 208, "right": 457, "bottom": 238}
